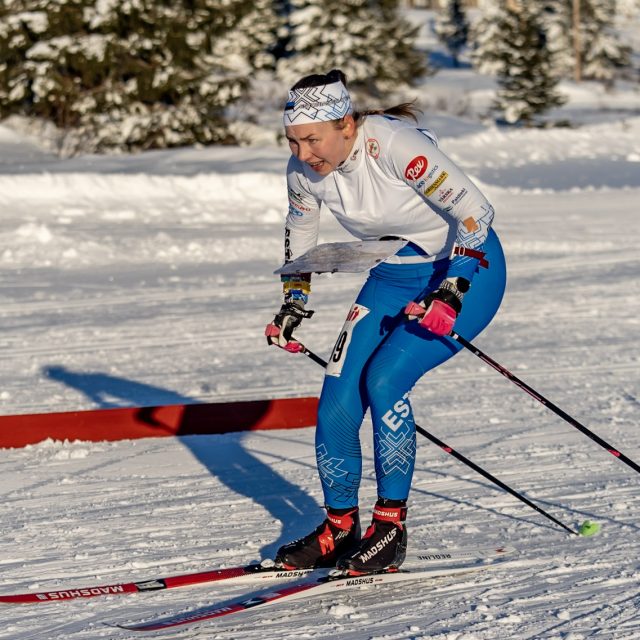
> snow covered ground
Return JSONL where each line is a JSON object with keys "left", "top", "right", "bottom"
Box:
{"left": 1, "top": 24, "right": 640, "bottom": 639}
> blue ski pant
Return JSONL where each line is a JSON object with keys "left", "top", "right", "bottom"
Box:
{"left": 316, "top": 229, "right": 507, "bottom": 508}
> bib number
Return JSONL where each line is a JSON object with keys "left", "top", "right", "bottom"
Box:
{"left": 326, "top": 304, "right": 370, "bottom": 377}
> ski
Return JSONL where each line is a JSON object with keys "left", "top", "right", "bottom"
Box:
{"left": 113, "top": 546, "right": 515, "bottom": 632}
{"left": 0, "top": 561, "right": 314, "bottom": 604}
{"left": 0, "top": 545, "right": 511, "bottom": 605}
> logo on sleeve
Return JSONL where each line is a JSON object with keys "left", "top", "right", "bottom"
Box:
{"left": 404, "top": 156, "right": 428, "bottom": 182}
{"left": 288, "top": 187, "right": 311, "bottom": 216}
{"left": 424, "top": 171, "right": 448, "bottom": 197}
{"left": 288, "top": 188, "right": 309, "bottom": 208}
{"left": 451, "top": 188, "right": 468, "bottom": 206}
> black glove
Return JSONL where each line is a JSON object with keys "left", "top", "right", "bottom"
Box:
{"left": 265, "top": 300, "right": 314, "bottom": 348}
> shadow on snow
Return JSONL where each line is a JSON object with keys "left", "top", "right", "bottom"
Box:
{"left": 42, "top": 364, "right": 320, "bottom": 559}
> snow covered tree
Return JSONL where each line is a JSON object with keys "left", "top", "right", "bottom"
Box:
{"left": 434, "top": 0, "right": 469, "bottom": 67}
{"left": 539, "top": 1, "right": 576, "bottom": 79}
{"left": 270, "top": 0, "right": 294, "bottom": 61}
{"left": 616, "top": 0, "right": 640, "bottom": 16}
{"left": 488, "top": 3, "right": 566, "bottom": 125}
{"left": 541, "top": 0, "right": 631, "bottom": 85}
{"left": 469, "top": 1, "right": 509, "bottom": 75}
{"left": 0, "top": 0, "right": 280, "bottom": 154}
{"left": 276, "top": 0, "right": 428, "bottom": 98}
{"left": 579, "top": 0, "right": 631, "bottom": 84}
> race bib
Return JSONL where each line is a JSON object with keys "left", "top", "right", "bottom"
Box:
{"left": 325, "top": 304, "right": 370, "bottom": 377}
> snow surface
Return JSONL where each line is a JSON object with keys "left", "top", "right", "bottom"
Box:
{"left": 1, "top": 35, "right": 640, "bottom": 640}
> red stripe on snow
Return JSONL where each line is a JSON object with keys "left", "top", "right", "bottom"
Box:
{"left": 0, "top": 397, "right": 319, "bottom": 448}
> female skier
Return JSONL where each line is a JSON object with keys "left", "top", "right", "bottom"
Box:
{"left": 265, "top": 69, "right": 507, "bottom": 575}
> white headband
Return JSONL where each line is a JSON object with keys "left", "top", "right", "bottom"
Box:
{"left": 283, "top": 80, "right": 353, "bottom": 126}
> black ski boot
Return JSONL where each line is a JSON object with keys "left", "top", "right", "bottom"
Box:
{"left": 336, "top": 499, "right": 407, "bottom": 575}
{"left": 275, "top": 507, "right": 361, "bottom": 569}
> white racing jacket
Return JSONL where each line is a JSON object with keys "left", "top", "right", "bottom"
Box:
{"left": 284, "top": 114, "right": 494, "bottom": 281}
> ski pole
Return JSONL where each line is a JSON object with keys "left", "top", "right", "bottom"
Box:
{"left": 412, "top": 424, "right": 577, "bottom": 535}
{"left": 291, "top": 342, "right": 579, "bottom": 536}
{"left": 450, "top": 331, "right": 640, "bottom": 476}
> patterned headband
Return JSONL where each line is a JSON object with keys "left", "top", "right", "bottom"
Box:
{"left": 283, "top": 80, "right": 353, "bottom": 126}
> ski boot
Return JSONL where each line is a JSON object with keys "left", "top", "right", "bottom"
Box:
{"left": 275, "top": 506, "right": 360, "bottom": 569}
{"left": 336, "top": 498, "right": 407, "bottom": 575}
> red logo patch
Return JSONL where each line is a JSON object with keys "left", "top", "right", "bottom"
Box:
{"left": 404, "top": 155, "right": 428, "bottom": 181}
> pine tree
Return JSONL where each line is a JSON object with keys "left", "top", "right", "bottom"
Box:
{"left": 0, "top": 0, "right": 280, "bottom": 154}
{"left": 434, "top": 0, "right": 469, "bottom": 67}
{"left": 615, "top": 0, "right": 640, "bottom": 16}
{"left": 470, "top": 1, "right": 510, "bottom": 75}
{"left": 539, "top": 1, "right": 575, "bottom": 79}
{"left": 490, "top": 3, "right": 566, "bottom": 125}
{"left": 580, "top": 0, "right": 631, "bottom": 85}
{"left": 271, "top": 0, "right": 294, "bottom": 61}
{"left": 276, "top": 0, "right": 427, "bottom": 98}
{"left": 541, "top": 0, "right": 630, "bottom": 85}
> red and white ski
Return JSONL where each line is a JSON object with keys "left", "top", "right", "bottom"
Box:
{"left": 0, "top": 561, "right": 313, "bottom": 604}
{"left": 113, "top": 546, "right": 515, "bottom": 632}
{"left": 0, "top": 545, "right": 512, "bottom": 605}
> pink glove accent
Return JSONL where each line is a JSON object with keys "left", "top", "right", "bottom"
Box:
{"left": 418, "top": 299, "right": 457, "bottom": 336}
{"left": 265, "top": 323, "right": 280, "bottom": 338}
{"left": 265, "top": 323, "right": 303, "bottom": 352}
{"left": 404, "top": 301, "right": 425, "bottom": 318}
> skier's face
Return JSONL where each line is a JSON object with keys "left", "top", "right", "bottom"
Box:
{"left": 286, "top": 118, "right": 356, "bottom": 175}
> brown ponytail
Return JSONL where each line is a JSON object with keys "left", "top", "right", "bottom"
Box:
{"left": 353, "top": 102, "right": 422, "bottom": 124}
